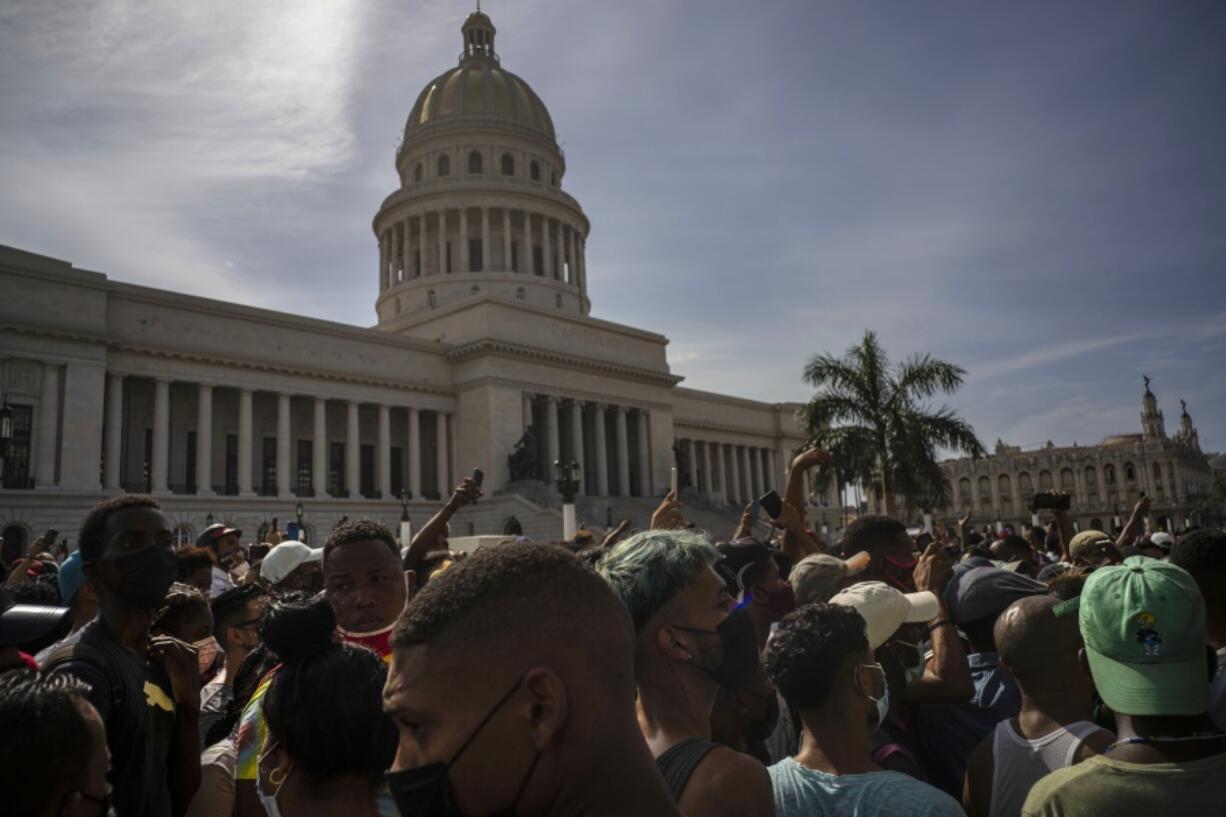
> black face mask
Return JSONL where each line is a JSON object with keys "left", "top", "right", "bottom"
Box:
{"left": 386, "top": 676, "right": 540, "bottom": 817}
{"left": 108, "top": 546, "right": 177, "bottom": 610}
{"left": 673, "top": 607, "right": 760, "bottom": 690}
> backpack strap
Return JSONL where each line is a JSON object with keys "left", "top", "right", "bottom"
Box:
{"left": 42, "top": 642, "right": 125, "bottom": 715}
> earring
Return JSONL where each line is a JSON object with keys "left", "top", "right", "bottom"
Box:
{"left": 268, "top": 765, "right": 288, "bottom": 787}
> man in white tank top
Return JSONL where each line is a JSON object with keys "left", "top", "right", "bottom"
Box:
{"left": 962, "top": 594, "right": 1114, "bottom": 817}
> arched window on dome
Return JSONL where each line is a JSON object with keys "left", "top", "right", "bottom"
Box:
{"left": 414, "top": 163, "right": 423, "bottom": 183}
{"left": 437, "top": 154, "right": 450, "bottom": 177}
{"left": 427, "top": 290, "right": 438, "bottom": 308}
{"left": 468, "top": 151, "right": 483, "bottom": 174}
{"left": 529, "top": 160, "right": 540, "bottom": 182}
{"left": 501, "top": 153, "right": 515, "bottom": 176}
{"left": 516, "top": 287, "right": 525, "bottom": 301}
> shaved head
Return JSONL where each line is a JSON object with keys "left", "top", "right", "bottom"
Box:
{"left": 995, "top": 594, "right": 1079, "bottom": 680}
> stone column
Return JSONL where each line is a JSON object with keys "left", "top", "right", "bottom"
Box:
{"left": 346, "top": 402, "right": 360, "bottom": 497}
{"left": 701, "top": 441, "right": 713, "bottom": 498}
{"left": 403, "top": 218, "right": 412, "bottom": 278}
{"left": 636, "top": 410, "right": 651, "bottom": 496}
{"left": 615, "top": 406, "right": 630, "bottom": 496}
{"left": 523, "top": 393, "right": 534, "bottom": 433}
{"left": 569, "top": 401, "right": 585, "bottom": 494}
{"left": 459, "top": 208, "right": 469, "bottom": 272}
{"left": 103, "top": 373, "right": 124, "bottom": 490}
{"left": 568, "top": 226, "right": 577, "bottom": 284}
{"left": 749, "top": 447, "right": 762, "bottom": 499}
{"left": 727, "top": 445, "right": 742, "bottom": 505}
{"left": 33, "top": 364, "right": 59, "bottom": 487}
{"left": 435, "top": 411, "right": 449, "bottom": 497}
{"left": 544, "top": 397, "right": 560, "bottom": 471}
{"left": 970, "top": 474, "right": 982, "bottom": 510}
{"left": 480, "top": 208, "right": 490, "bottom": 272}
{"left": 542, "top": 215, "right": 552, "bottom": 278}
{"left": 521, "top": 210, "right": 531, "bottom": 273}
{"left": 685, "top": 439, "right": 698, "bottom": 489}
{"left": 312, "top": 398, "right": 327, "bottom": 497}
{"left": 195, "top": 384, "right": 214, "bottom": 495}
{"left": 1096, "top": 463, "right": 1109, "bottom": 507}
{"left": 766, "top": 449, "right": 778, "bottom": 490}
{"left": 715, "top": 443, "right": 727, "bottom": 501}
{"left": 277, "top": 393, "right": 292, "bottom": 497}
{"left": 437, "top": 210, "right": 447, "bottom": 275}
{"left": 408, "top": 408, "right": 422, "bottom": 499}
{"left": 377, "top": 404, "right": 391, "bottom": 499}
{"left": 593, "top": 404, "right": 609, "bottom": 496}
{"left": 378, "top": 232, "right": 388, "bottom": 290}
{"left": 502, "top": 208, "right": 512, "bottom": 271}
{"left": 151, "top": 378, "right": 170, "bottom": 494}
{"left": 237, "top": 389, "right": 254, "bottom": 495}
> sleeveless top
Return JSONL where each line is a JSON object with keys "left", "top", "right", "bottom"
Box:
{"left": 990, "top": 719, "right": 1100, "bottom": 817}
{"left": 657, "top": 736, "right": 719, "bottom": 802}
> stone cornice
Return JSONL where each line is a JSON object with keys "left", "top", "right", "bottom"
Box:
{"left": 673, "top": 386, "right": 804, "bottom": 414}
{"left": 0, "top": 322, "right": 457, "bottom": 398}
{"left": 446, "top": 338, "right": 683, "bottom": 387}
{"left": 672, "top": 417, "right": 802, "bottom": 443}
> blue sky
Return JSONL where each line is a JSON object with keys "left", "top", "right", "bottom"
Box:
{"left": 1, "top": 0, "right": 1223, "bottom": 453}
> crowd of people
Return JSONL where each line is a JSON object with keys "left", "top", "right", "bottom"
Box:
{"left": 1, "top": 448, "right": 1223, "bottom": 817}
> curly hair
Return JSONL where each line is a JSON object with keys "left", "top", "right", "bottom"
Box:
{"left": 78, "top": 494, "right": 161, "bottom": 563}
{"left": 766, "top": 603, "right": 868, "bottom": 712}
{"left": 175, "top": 546, "right": 214, "bottom": 579}
{"left": 323, "top": 519, "right": 399, "bottom": 566}
{"left": 1170, "top": 530, "right": 1226, "bottom": 577}
{"left": 841, "top": 515, "right": 906, "bottom": 557}
{"left": 152, "top": 582, "right": 209, "bottom": 639}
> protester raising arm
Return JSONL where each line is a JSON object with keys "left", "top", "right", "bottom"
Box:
{"left": 957, "top": 511, "right": 973, "bottom": 552}
{"left": 904, "top": 541, "right": 974, "bottom": 704}
{"left": 732, "top": 504, "right": 756, "bottom": 541}
{"left": 403, "top": 477, "right": 481, "bottom": 571}
{"left": 1116, "top": 495, "right": 1150, "bottom": 549}
{"left": 651, "top": 490, "right": 687, "bottom": 530}
{"left": 150, "top": 635, "right": 203, "bottom": 815}
{"left": 784, "top": 448, "right": 833, "bottom": 524}
{"left": 775, "top": 500, "right": 823, "bottom": 563}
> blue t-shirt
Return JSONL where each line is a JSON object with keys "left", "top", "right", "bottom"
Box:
{"left": 769, "top": 757, "right": 962, "bottom": 817}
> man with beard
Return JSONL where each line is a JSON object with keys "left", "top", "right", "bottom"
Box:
{"left": 598, "top": 530, "right": 773, "bottom": 816}
{"left": 47, "top": 494, "right": 201, "bottom": 817}
{"left": 196, "top": 523, "right": 244, "bottom": 598}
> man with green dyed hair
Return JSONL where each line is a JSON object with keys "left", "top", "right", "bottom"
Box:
{"left": 597, "top": 530, "right": 773, "bottom": 817}
{"left": 1022, "top": 556, "right": 1226, "bottom": 815}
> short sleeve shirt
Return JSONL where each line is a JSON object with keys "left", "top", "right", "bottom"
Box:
{"left": 768, "top": 757, "right": 963, "bottom": 817}
{"left": 1021, "top": 751, "right": 1226, "bottom": 816}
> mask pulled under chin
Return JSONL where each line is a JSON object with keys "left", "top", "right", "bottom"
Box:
{"left": 338, "top": 622, "right": 396, "bottom": 657}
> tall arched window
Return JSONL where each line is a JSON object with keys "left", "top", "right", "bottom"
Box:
{"left": 998, "top": 474, "right": 1012, "bottom": 502}
{"left": 1039, "top": 470, "right": 1053, "bottom": 490}
{"left": 414, "top": 162, "right": 423, "bottom": 182}
{"left": 172, "top": 524, "right": 194, "bottom": 547}
{"left": 1084, "top": 466, "right": 1097, "bottom": 489}
{"left": 1060, "top": 468, "right": 1075, "bottom": 492}
{"left": 529, "top": 160, "right": 540, "bottom": 181}
{"left": 467, "top": 150, "right": 483, "bottom": 174}
{"left": 427, "top": 290, "right": 437, "bottom": 308}
{"left": 959, "top": 478, "right": 972, "bottom": 508}
{"left": 1018, "top": 472, "right": 1033, "bottom": 496}
{"left": 437, "top": 154, "right": 450, "bottom": 177}
{"left": 1124, "top": 463, "right": 1136, "bottom": 481}
{"left": 501, "top": 153, "right": 515, "bottom": 176}
{"left": 978, "top": 476, "right": 992, "bottom": 510}
{"left": 1105, "top": 464, "right": 1116, "bottom": 485}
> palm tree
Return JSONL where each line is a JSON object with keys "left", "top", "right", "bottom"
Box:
{"left": 801, "top": 330, "right": 985, "bottom": 517}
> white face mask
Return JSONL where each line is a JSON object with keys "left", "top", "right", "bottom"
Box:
{"left": 856, "top": 662, "right": 890, "bottom": 731}
{"left": 256, "top": 741, "right": 291, "bottom": 817}
{"left": 191, "top": 636, "right": 221, "bottom": 678}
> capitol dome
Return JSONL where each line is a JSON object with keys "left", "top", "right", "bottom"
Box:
{"left": 404, "top": 12, "right": 556, "bottom": 147}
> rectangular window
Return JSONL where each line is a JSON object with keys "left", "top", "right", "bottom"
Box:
{"left": 185, "top": 431, "right": 197, "bottom": 494}
{"left": 511, "top": 240, "right": 519, "bottom": 272}
{"left": 414, "top": 251, "right": 422, "bottom": 279}
{"left": 469, "top": 239, "right": 483, "bottom": 272}
{"left": 261, "top": 437, "right": 277, "bottom": 496}
{"left": 391, "top": 446, "right": 404, "bottom": 498}
{"left": 296, "top": 440, "right": 312, "bottom": 496}
{"left": 533, "top": 245, "right": 543, "bottom": 276}
{"left": 445, "top": 243, "right": 452, "bottom": 274}
{"left": 360, "top": 444, "right": 375, "bottom": 498}
{"left": 1, "top": 404, "right": 33, "bottom": 489}
{"left": 329, "top": 442, "right": 344, "bottom": 497}
{"left": 144, "top": 428, "right": 153, "bottom": 493}
{"left": 225, "top": 434, "right": 238, "bottom": 495}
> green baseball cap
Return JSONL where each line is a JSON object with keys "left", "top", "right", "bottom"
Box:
{"left": 1078, "top": 556, "right": 1208, "bottom": 717}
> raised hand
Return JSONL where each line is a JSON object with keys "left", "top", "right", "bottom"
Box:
{"left": 651, "top": 491, "right": 686, "bottom": 530}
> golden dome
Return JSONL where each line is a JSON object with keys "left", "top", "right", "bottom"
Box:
{"left": 404, "top": 13, "right": 556, "bottom": 147}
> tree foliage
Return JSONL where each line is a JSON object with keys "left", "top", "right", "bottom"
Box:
{"left": 801, "top": 330, "right": 985, "bottom": 516}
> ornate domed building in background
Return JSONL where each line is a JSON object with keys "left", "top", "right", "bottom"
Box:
{"left": 0, "top": 12, "right": 837, "bottom": 555}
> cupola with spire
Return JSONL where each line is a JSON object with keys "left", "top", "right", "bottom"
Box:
{"left": 1140, "top": 375, "right": 1166, "bottom": 439}
{"left": 1175, "top": 398, "right": 1201, "bottom": 450}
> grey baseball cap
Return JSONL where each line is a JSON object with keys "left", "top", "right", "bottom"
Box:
{"left": 950, "top": 566, "right": 1048, "bottom": 624}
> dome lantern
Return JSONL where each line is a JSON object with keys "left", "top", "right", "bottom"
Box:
{"left": 461, "top": 10, "right": 497, "bottom": 62}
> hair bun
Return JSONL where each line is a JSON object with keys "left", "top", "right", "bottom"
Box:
{"left": 261, "top": 595, "right": 337, "bottom": 663}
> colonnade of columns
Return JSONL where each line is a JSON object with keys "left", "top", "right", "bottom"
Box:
{"left": 675, "top": 437, "right": 780, "bottom": 506}
{"left": 522, "top": 393, "right": 653, "bottom": 497}
{"left": 379, "top": 207, "right": 585, "bottom": 290}
{"left": 101, "top": 373, "right": 451, "bottom": 500}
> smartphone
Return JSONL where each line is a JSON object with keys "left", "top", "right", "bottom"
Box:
{"left": 471, "top": 468, "right": 484, "bottom": 504}
{"left": 750, "top": 500, "right": 761, "bottom": 518}
{"left": 1032, "top": 493, "right": 1071, "bottom": 511}
{"left": 670, "top": 466, "right": 678, "bottom": 496}
{"left": 42, "top": 529, "right": 59, "bottom": 545}
{"left": 758, "top": 490, "right": 783, "bottom": 519}
{"left": 272, "top": 517, "right": 278, "bottom": 530}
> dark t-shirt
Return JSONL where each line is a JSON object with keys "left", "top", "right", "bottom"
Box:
{"left": 51, "top": 619, "right": 177, "bottom": 817}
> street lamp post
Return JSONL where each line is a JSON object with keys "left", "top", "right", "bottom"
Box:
{"left": 554, "top": 460, "right": 582, "bottom": 541}
{"left": 399, "top": 489, "right": 412, "bottom": 552}
{"left": 295, "top": 501, "right": 304, "bottom": 542}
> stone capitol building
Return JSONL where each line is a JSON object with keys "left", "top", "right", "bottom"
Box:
{"left": 0, "top": 11, "right": 839, "bottom": 556}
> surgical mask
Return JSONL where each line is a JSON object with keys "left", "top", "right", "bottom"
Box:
{"left": 256, "top": 741, "right": 292, "bottom": 817}
{"left": 893, "top": 640, "right": 927, "bottom": 687}
{"left": 338, "top": 622, "right": 395, "bottom": 657}
{"left": 386, "top": 676, "right": 540, "bottom": 817}
{"left": 109, "top": 546, "right": 177, "bottom": 609}
{"left": 673, "top": 608, "right": 760, "bottom": 690}
{"left": 857, "top": 662, "right": 889, "bottom": 730}
{"left": 192, "top": 636, "right": 221, "bottom": 678}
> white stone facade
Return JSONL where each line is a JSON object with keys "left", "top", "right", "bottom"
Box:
{"left": 0, "top": 11, "right": 836, "bottom": 556}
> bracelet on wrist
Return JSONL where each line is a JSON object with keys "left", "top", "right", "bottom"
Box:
{"left": 927, "top": 620, "right": 953, "bottom": 633}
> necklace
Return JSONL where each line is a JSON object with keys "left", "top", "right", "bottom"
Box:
{"left": 1105, "top": 732, "right": 1226, "bottom": 752}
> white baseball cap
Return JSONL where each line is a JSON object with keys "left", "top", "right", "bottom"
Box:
{"left": 259, "top": 541, "right": 323, "bottom": 585}
{"left": 829, "top": 581, "right": 941, "bottom": 649}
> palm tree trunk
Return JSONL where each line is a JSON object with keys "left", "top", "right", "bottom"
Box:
{"left": 878, "top": 452, "right": 894, "bottom": 517}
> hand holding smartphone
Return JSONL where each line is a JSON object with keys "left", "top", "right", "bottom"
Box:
{"left": 758, "top": 490, "right": 783, "bottom": 519}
